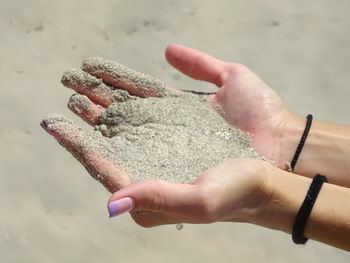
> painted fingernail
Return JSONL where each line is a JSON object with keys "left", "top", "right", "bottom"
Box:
{"left": 40, "top": 115, "right": 75, "bottom": 134}
{"left": 108, "top": 197, "right": 134, "bottom": 218}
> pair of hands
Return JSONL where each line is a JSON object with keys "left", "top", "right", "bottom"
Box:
{"left": 42, "top": 44, "right": 298, "bottom": 227}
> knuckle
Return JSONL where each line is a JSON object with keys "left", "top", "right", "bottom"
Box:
{"left": 134, "top": 218, "right": 154, "bottom": 228}
{"left": 229, "top": 62, "right": 248, "bottom": 73}
{"left": 130, "top": 211, "right": 157, "bottom": 228}
{"left": 146, "top": 181, "right": 166, "bottom": 212}
{"left": 195, "top": 192, "right": 217, "bottom": 224}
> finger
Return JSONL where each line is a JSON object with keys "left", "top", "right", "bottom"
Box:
{"left": 68, "top": 94, "right": 104, "bottom": 125}
{"left": 107, "top": 180, "right": 210, "bottom": 223}
{"left": 165, "top": 44, "right": 231, "bottom": 87}
{"left": 129, "top": 210, "right": 180, "bottom": 228}
{"left": 62, "top": 69, "right": 135, "bottom": 107}
{"left": 81, "top": 57, "right": 174, "bottom": 98}
{"left": 41, "top": 114, "right": 131, "bottom": 192}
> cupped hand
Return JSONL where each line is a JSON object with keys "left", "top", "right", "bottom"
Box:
{"left": 165, "top": 45, "right": 299, "bottom": 169}
{"left": 41, "top": 44, "right": 296, "bottom": 225}
{"left": 41, "top": 56, "right": 180, "bottom": 193}
{"left": 107, "top": 158, "right": 270, "bottom": 227}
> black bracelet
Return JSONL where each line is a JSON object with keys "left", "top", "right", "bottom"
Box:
{"left": 292, "top": 174, "right": 328, "bottom": 244}
{"left": 180, "top": 89, "right": 216, "bottom": 95}
{"left": 289, "top": 114, "right": 313, "bottom": 172}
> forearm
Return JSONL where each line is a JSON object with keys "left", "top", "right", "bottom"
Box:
{"left": 255, "top": 165, "right": 350, "bottom": 251}
{"left": 280, "top": 114, "right": 350, "bottom": 187}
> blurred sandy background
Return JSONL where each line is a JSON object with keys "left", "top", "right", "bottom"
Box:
{"left": 1, "top": 0, "right": 349, "bottom": 262}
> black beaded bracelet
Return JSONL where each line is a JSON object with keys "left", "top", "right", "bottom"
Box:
{"left": 292, "top": 174, "right": 328, "bottom": 244}
{"left": 289, "top": 114, "right": 313, "bottom": 172}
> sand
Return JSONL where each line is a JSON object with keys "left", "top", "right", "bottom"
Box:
{"left": 43, "top": 92, "right": 263, "bottom": 184}
{"left": 62, "top": 69, "right": 137, "bottom": 104}
{"left": 3, "top": 1, "right": 350, "bottom": 262}
{"left": 55, "top": 57, "right": 266, "bottom": 184}
{"left": 81, "top": 57, "right": 174, "bottom": 98}
{"left": 98, "top": 93, "right": 264, "bottom": 183}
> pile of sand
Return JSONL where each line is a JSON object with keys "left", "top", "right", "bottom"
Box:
{"left": 45, "top": 58, "right": 265, "bottom": 184}
{"left": 95, "top": 93, "right": 263, "bottom": 183}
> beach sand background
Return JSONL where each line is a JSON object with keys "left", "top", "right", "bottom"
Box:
{"left": 0, "top": 0, "right": 349, "bottom": 262}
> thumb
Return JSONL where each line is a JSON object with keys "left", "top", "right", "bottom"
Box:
{"left": 165, "top": 44, "right": 231, "bottom": 87}
{"left": 107, "top": 180, "right": 201, "bottom": 218}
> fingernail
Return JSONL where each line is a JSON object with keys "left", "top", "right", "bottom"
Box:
{"left": 40, "top": 120, "right": 53, "bottom": 134}
{"left": 40, "top": 114, "right": 74, "bottom": 133}
{"left": 40, "top": 120, "right": 49, "bottom": 130}
{"left": 108, "top": 197, "right": 134, "bottom": 218}
{"left": 68, "top": 94, "right": 88, "bottom": 113}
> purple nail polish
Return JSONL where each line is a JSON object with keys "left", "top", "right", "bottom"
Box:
{"left": 108, "top": 197, "right": 134, "bottom": 218}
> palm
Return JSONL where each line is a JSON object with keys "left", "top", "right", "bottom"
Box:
{"left": 165, "top": 45, "right": 291, "bottom": 166}
{"left": 213, "top": 66, "right": 288, "bottom": 165}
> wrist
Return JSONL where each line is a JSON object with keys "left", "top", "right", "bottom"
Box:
{"left": 278, "top": 113, "right": 350, "bottom": 187}
{"left": 218, "top": 159, "right": 272, "bottom": 224}
{"left": 276, "top": 112, "right": 306, "bottom": 171}
{"left": 228, "top": 160, "right": 274, "bottom": 225}
{"left": 252, "top": 164, "right": 311, "bottom": 233}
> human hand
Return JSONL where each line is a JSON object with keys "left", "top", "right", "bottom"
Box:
{"left": 107, "top": 158, "right": 270, "bottom": 227}
{"left": 164, "top": 45, "right": 301, "bottom": 169}
{"left": 41, "top": 45, "right": 350, "bottom": 247}
{"left": 165, "top": 46, "right": 350, "bottom": 188}
{"left": 43, "top": 44, "right": 282, "bottom": 193}
{"left": 40, "top": 56, "right": 181, "bottom": 193}
{"left": 41, "top": 44, "right": 300, "bottom": 197}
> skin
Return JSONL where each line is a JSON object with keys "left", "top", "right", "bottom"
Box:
{"left": 41, "top": 44, "right": 350, "bottom": 251}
